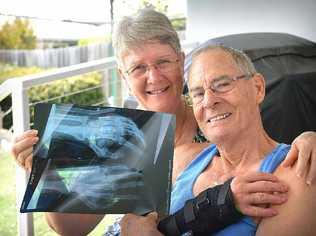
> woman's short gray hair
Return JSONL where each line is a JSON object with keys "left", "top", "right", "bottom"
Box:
{"left": 113, "top": 9, "right": 181, "bottom": 61}
{"left": 189, "top": 45, "right": 257, "bottom": 79}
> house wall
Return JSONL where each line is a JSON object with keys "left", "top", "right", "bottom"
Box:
{"left": 186, "top": 0, "right": 316, "bottom": 43}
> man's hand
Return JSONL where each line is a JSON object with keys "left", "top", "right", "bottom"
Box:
{"left": 11, "top": 129, "right": 38, "bottom": 172}
{"left": 231, "top": 172, "right": 288, "bottom": 218}
{"left": 120, "top": 212, "right": 163, "bottom": 236}
{"left": 282, "top": 131, "right": 316, "bottom": 185}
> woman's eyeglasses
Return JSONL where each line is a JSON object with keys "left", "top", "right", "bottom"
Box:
{"left": 125, "top": 59, "right": 180, "bottom": 79}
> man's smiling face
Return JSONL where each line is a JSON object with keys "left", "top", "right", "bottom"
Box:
{"left": 188, "top": 49, "right": 265, "bottom": 143}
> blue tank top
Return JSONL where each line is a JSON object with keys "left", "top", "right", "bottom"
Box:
{"left": 170, "top": 143, "right": 290, "bottom": 236}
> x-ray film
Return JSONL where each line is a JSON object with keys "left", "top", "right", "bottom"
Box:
{"left": 20, "top": 103, "right": 175, "bottom": 217}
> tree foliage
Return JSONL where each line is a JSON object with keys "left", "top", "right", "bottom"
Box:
{"left": 140, "top": 0, "right": 169, "bottom": 13}
{"left": 78, "top": 36, "right": 111, "bottom": 46}
{"left": 139, "top": 0, "right": 185, "bottom": 31}
{"left": 0, "top": 18, "right": 37, "bottom": 49}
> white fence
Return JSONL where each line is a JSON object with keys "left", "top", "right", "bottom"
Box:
{"left": 0, "top": 43, "right": 111, "bottom": 68}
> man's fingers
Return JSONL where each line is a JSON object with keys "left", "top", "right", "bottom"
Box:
{"left": 239, "top": 172, "right": 279, "bottom": 183}
{"left": 282, "top": 144, "right": 298, "bottom": 167}
{"left": 248, "top": 192, "right": 287, "bottom": 205}
{"left": 245, "top": 181, "right": 288, "bottom": 193}
{"left": 231, "top": 173, "right": 282, "bottom": 200}
{"left": 243, "top": 206, "right": 278, "bottom": 218}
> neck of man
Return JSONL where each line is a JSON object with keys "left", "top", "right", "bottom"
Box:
{"left": 216, "top": 122, "right": 278, "bottom": 173}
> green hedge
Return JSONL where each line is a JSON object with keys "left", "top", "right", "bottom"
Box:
{"left": 0, "top": 63, "right": 43, "bottom": 83}
{"left": 0, "top": 63, "right": 106, "bottom": 129}
{"left": 28, "top": 72, "right": 104, "bottom": 105}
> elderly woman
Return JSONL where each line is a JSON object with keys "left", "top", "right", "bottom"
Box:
{"left": 121, "top": 45, "right": 316, "bottom": 235}
{"left": 11, "top": 9, "right": 316, "bottom": 235}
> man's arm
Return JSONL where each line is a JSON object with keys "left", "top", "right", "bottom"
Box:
{"left": 45, "top": 213, "right": 104, "bottom": 236}
{"left": 256, "top": 164, "right": 316, "bottom": 236}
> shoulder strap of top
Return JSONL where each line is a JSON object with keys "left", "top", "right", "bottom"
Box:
{"left": 259, "top": 143, "right": 291, "bottom": 173}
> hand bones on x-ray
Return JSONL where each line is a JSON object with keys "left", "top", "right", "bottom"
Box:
{"left": 39, "top": 105, "right": 146, "bottom": 162}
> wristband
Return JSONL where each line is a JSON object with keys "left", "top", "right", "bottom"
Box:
{"left": 158, "top": 177, "right": 243, "bottom": 236}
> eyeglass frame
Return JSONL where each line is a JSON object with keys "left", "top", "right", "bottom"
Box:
{"left": 124, "top": 58, "right": 180, "bottom": 79}
{"left": 189, "top": 73, "right": 254, "bottom": 104}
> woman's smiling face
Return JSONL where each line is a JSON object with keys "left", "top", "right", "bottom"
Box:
{"left": 119, "top": 42, "right": 184, "bottom": 114}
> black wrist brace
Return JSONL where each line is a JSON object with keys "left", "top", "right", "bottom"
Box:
{"left": 158, "top": 178, "right": 243, "bottom": 236}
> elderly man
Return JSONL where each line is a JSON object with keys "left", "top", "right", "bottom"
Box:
{"left": 120, "top": 45, "right": 316, "bottom": 235}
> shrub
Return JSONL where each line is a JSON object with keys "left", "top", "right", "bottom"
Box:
{"left": 0, "top": 64, "right": 43, "bottom": 84}
{"left": 78, "top": 36, "right": 111, "bottom": 46}
{"left": 28, "top": 72, "right": 103, "bottom": 104}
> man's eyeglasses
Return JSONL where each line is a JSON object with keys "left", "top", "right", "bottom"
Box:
{"left": 189, "top": 74, "right": 253, "bottom": 105}
{"left": 125, "top": 58, "right": 180, "bottom": 79}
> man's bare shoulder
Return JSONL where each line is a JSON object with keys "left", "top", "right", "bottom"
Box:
{"left": 256, "top": 164, "right": 316, "bottom": 236}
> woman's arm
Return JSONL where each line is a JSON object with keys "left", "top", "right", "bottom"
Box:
{"left": 256, "top": 164, "right": 316, "bottom": 236}
{"left": 45, "top": 213, "right": 104, "bottom": 236}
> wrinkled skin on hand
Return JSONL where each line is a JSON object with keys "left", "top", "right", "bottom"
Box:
{"left": 230, "top": 172, "right": 288, "bottom": 219}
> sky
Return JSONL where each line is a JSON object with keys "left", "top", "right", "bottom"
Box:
{"left": 2, "top": 0, "right": 111, "bottom": 22}
{"left": 0, "top": 0, "right": 187, "bottom": 40}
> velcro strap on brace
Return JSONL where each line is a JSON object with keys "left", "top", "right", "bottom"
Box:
{"left": 157, "top": 177, "right": 243, "bottom": 236}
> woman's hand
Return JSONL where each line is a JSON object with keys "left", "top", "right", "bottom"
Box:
{"left": 120, "top": 212, "right": 163, "bottom": 236}
{"left": 10, "top": 129, "right": 38, "bottom": 172}
{"left": 282, "top": 131, "right": 316, "bottom": 185}
{"left": 231, "top": 172, "right": 288, "bottom": 218}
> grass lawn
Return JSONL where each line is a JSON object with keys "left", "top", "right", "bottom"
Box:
{"left": 0, "top": 150, "right": 119, "bottom": 236}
